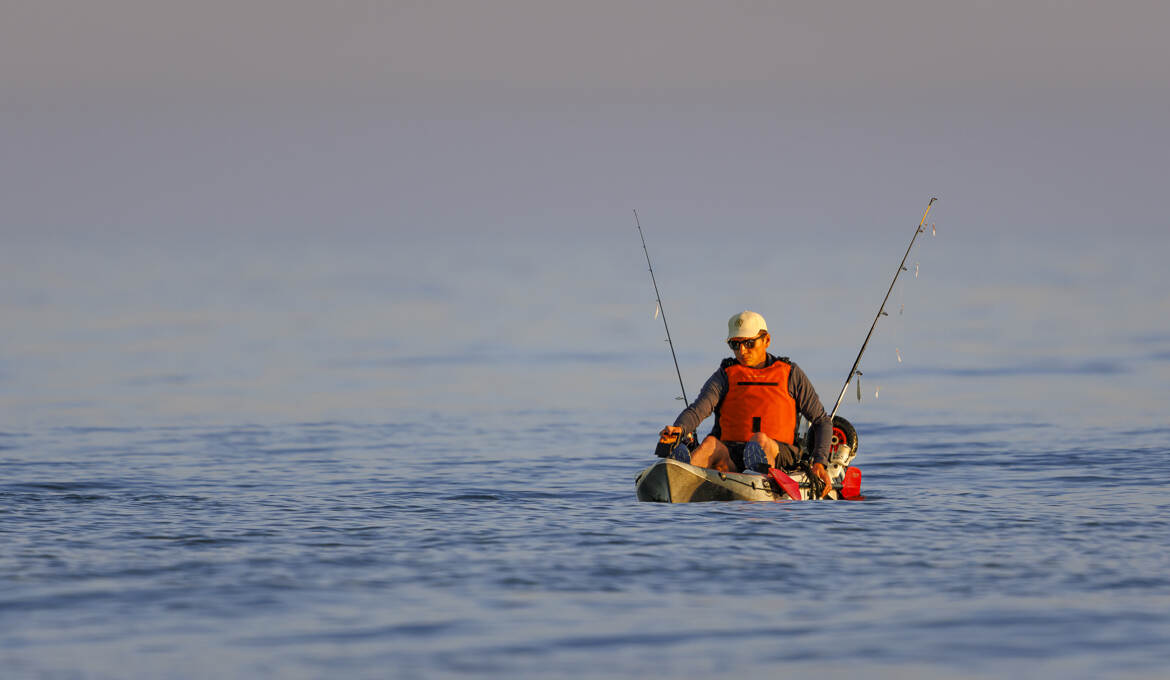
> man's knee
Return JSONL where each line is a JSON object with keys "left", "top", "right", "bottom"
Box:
{"left": 692, "top": 436, "right": 733, "bottom": 471}
{"left": 689, "top": 436, "right": 715, "bottom": 465}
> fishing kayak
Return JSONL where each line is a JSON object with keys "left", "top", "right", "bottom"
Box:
{"left": 634, "top": 459, "right": 861, "bottom": 502}
{"left": 631, "top": 201, "right": 934, "bottom": 503}
{"left": 634, "top": 415, "right": 861, "bottom": 503}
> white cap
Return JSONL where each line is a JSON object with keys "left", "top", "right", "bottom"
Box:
{"left": 727, "top": 310, "right": 768, "bottom": 340}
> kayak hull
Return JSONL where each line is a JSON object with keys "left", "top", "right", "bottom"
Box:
{"left": 634, "top": 458, "right": 838, "bottom": 502}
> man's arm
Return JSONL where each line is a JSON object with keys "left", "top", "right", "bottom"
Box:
{"left": 671, "top": 368, "right": 727, "bottom": 436}
{"left": 788, "top": 362, "right": 833, "bottom": 466}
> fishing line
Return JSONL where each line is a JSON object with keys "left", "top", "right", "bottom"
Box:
{"left": 885, "top": 256, "right": 912, "bottom": 400}
{"left": 829, "top": 198, "right": 937, "bottom": 419}
{"left": 634, "top": 210, "right": 688, "bottom": 404}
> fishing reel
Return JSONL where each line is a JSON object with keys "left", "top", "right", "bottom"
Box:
{"left": 803, "top": 415, "right": 859, "bottom": 478}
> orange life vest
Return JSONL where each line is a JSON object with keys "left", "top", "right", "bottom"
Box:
{"left": 714, "top": 356, "right": 797, "bottom": 444}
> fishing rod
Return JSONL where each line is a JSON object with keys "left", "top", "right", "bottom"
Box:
{"left": 634, "top": 210, "right": 688, "bottom": 404}
{"left": 829, "top": 197, "right": 937, "bottom": 419}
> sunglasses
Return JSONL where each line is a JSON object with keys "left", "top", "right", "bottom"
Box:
{"left": 727, "top": 334, "right": 765, "bottom": 351}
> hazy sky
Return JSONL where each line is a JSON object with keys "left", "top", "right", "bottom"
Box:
{"left": 4, "top": 2, "right": 1167, "bottom": 91}
{"left": 4, "top": 1, "right": 1167, "bottom": 247}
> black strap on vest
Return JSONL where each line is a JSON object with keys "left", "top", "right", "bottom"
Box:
{"left": 719, "top": 355, "right": 789, "bottom": 369}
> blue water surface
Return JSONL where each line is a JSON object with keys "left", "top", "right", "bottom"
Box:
{"left": 3, "top": 237, "right": 1169, "bottom": 679}
{"left": 2, "top": 415, "right": 1168, "bottom": 679}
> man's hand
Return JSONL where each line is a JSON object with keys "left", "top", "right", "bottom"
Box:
{"left": 655, "top": 426, "right": 682, "bottom": 458}
{"left": 658, "top": 426, "right": 681, "bottom": 444}
{"left": 811, "top": 462, "right": 833, "bottom": 499}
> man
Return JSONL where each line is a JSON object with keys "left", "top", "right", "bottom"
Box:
{"left": 659, "top": 310, "right": 835, "bottom": 498}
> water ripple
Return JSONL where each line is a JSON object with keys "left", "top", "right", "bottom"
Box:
{"left": 1, "top": 419, "right": 1168, "bottom": 678}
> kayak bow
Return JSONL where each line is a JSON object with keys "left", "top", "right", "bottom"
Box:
{"left": 634, "top": 458, "right": 859, "bottom": 502}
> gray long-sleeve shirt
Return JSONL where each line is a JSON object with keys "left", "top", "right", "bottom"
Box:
{"left": 672, "top": 354, "right": 834, "bottom": 466}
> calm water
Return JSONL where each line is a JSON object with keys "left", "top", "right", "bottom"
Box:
{"left": 3, "top": 238, "right": 1169, "bottom": 678}
{"left": 3, "top": 418, "right": 1168, "bottom": 679}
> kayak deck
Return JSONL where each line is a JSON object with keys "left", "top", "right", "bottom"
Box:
{"left": 634, "top": 458, "right": 838, "bottom": 502}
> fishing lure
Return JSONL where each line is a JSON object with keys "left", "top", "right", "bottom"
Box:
{"left": 829, "top": 198, "right": 937, "bottom": 418}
